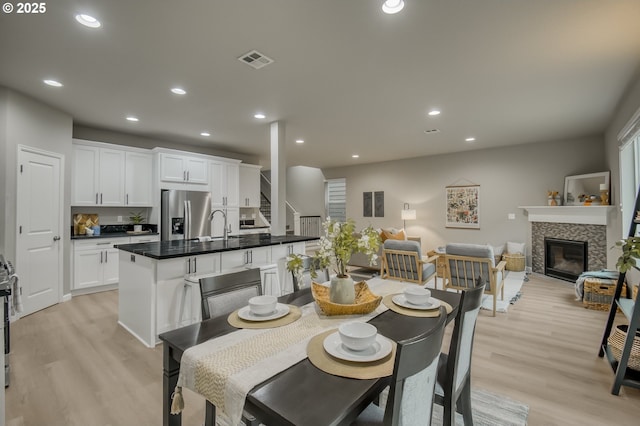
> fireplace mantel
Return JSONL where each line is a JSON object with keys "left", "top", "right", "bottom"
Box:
{"left": 519, "top": 206, "right": 616, "bottom": 225}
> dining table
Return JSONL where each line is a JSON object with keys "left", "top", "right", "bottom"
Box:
{"left": 159, "top": 280, "right": 461, "bottom": 426}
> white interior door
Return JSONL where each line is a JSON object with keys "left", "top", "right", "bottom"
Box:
{"left": 16, "top": 146, "right": 63, "bottom": 316}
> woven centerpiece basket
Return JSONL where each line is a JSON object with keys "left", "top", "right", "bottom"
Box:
{"left": 608, "top": 325, "right": 640, "bottom": 371}
{"left": 502, "top": 253, "right": 525, "bottom": 271}
{"left": 311, "top": 281, "right": 382, "bottom": 315}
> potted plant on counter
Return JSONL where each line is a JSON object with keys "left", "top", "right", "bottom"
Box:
{"left": 129, "top": 211, "right": 145, "bottom": 233}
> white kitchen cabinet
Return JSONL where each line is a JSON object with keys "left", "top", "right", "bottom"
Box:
{"left": 129, "top": 235, "right": 160, "bottom": 244}
{"left": 211, "top": 208, "right": 239, "bottom": 238}
{"left": 72, "top": 141, "right": 153, "bottom": 206}
{"left": 159, "top": 152, "right": 208, "bottom": 185}
{"left": 220, "top": 245, "right": 271, "bottom": 271}
{"left": 239, "top": 163, "right": 262, "bottom": 207}
{"left": 272, "top": 242, "right": 308, "bottom": 295}
{"left": 210, "top": 159, "right": 240, "bottom": 207}
{"left": 125, "top": 151, "right": 154, "bottom": 206}
{"left": 72, "top": 144, "right": 125, "bottom": 206}
{"left": 72, "top": 237, "right": 128, "bottom": 290}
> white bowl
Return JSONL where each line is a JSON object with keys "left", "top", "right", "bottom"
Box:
{"left": 84, "top": 228, "right": 94, "bottom": 236}
{"left": 248, "top": 295, "right": 277, "bottom": 316}
{"left": 404, "top": 286, "right": 431, "bottom": 305}
{"left": 338, "top": 322, "right": 377, "bottom": 351}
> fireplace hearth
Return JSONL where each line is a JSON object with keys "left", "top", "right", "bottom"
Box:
{"left": 544, "top": 237, "right": 588, "bottom": 282}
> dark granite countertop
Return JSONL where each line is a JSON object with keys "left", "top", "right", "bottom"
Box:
{"left": 71, "top": 232, "right": 160, "bottom": 240}
{"left": 115, "top": 234, "right": 319, "bottom": 260}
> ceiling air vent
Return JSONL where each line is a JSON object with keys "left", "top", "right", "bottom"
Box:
{"left": 423, "top": 129, "right": 441, "bottom": 134}
{"left": 238, "top": 50, "right": 274, "bottom": 69}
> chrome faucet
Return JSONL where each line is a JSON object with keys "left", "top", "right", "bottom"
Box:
{"left": 209, "top": 209, "right": 228, "bottom": 241}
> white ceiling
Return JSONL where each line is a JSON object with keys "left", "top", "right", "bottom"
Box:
{"left": 1, "top": 0, "right": 640, "bottom": 169}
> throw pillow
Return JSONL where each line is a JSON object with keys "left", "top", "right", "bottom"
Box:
{"left": 507, "top": 241, "right": 526, "bottom": 254}
{"left": 381, "top": 229, "right": 406, "bottom": 242}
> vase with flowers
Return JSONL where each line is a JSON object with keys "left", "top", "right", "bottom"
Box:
{"left": 313, "top": 218, "right": 381, "bottom": 304}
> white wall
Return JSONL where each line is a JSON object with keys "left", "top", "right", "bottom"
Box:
{"left": 604, "top": 69, "right": 640, "bottom": 272}
{"left": 0, "top": 88, "right": 73, "bottom": 292}
{"left": 286, "top": 166, "right": 326, "bottom": 218}
{"left": 73, "top": 125, "right": 260, "bottom": 164}
{"left": 322, "top": 137, "right": 606, "bottom": 265}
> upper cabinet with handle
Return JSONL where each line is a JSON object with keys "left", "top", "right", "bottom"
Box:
{"left": 159, "top": 152, "right": 208, "bottom": 185}
{"left": 239, "top": 163, "right": 262, "bottom": 207}
{"left": 210, "top": 158, "right": 240, "bottom": 207}
{"left": 72, "top": 140, "right": 153, "bottom": 207}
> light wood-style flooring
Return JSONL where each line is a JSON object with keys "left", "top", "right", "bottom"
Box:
{"left": 5, "top": 273, "right": 640, "bottom": 425}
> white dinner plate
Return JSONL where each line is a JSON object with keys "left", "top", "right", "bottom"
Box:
{"left": 323, "top": 332, "right": 393, "bottom": 363}
{"left": 237, "top": 303, "right": 290, "bottom": 321}
{"left": 391, "top": 294, "right": 441, "bottom": 311}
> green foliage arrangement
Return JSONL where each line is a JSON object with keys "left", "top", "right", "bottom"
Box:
{"left": 129, "top": 211, "right": 145, "bottom": 224}
{"left": 615, "top": 236, "right": 640, "bottom": 273}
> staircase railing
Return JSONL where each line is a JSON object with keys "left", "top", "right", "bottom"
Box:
{"left": 260, "top": 173, "right": 301, "bottom": 234}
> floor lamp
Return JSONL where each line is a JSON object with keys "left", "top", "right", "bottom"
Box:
{"left": 401, "top": 203, "right": 416, "bottom": 229}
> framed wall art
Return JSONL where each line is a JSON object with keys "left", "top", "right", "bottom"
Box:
{"left": 445, "top": 185, "right": 480, "bottom": 229}
{"left": 374, "top": 191, "right": 385, "bottom": 217}
{"left": 363, "top": 192, "right": 373, "bottom": 217}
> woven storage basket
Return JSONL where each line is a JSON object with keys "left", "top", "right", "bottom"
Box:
{"left": 607, "top": 325, "right": 640, "bottom": 371}
{"left": 311, "top": 281, "right": 382, "bottom": 315}
{"left": 502, "top": 253, "right": 525, "bottom": 271}
{"left": 583, "top": 278, "right": 624, "bottom": 311}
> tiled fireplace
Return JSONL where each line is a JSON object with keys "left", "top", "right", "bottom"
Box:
{"left": 521, "top": 206, "right": 613, "bottom": 281}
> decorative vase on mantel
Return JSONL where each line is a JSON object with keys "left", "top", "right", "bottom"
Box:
{"left": 330, "top": 275, "right": 355, "bottom": 304}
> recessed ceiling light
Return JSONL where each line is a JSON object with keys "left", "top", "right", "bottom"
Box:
{"left": 428, "top": 110, "right": 441, "bottom": 116}
{"left": 75, "top": 14, "right": 101, "bottom": 28}
{"left": 254, "top": 113, "right": 266, "bottom": 119}
{"left": 352, "top": 154, "right": 360, "bottom": 158}
{"left": 200, "top": 132, "right": 211, "bottom": 137}
{"left": 126, "top": 116, "right": 139, "bottom": 122}
{"left": 465, "top": 137, "right": 476, "bottom": 142}
{"left": 382, "top": 0, "right": 405, "bottom": 14}
{"left": 171, "top": 87, "right": 186, "bottom": 95}
{"left": 43, "top": 79, "right": 63, "bottom": 87}
{"left": 295, "top": 139, "right": 304, "bottom": 144}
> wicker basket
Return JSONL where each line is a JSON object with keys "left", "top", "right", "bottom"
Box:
{"left": 502, "top": 253, "right": 525, "bottom": 271}
{"left": 311, "top": 281, "right": 382, "bottom": 315}
{"left": 583, "top": 278, "right": 624, "bottom": 311}
{"left": 607, "top": 325, "right": 640, "bottom": 371}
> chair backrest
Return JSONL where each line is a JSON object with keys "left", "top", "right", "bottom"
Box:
{"left": 199, "top": 268, "right": 262, "bottom": 320}
{"left": 292, "top": 255, "right": 330, "bottom": 292}
{"left": 382, "top": 239, "right": 424, "bottom": 283}
{"left": 445, "top": 243, "right": 496, "bottom": 290}
{"left": 444, "top": 278, "right": 485, "bottom": 396}
{"left": 384, "top": 306, "right": 447, "bottom": 426}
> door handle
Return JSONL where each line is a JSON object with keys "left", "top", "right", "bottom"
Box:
{"left": 53, "top": 236, "right": 61, "bottom": 241}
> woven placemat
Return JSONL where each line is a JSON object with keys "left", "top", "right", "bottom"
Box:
{"left": 382, "top": 294, "right": 453, "bottom": 318}
{"left": 227, "top": 305, "right": 302, "bottom": 329}
{"left": 307, "top": 328, "right": 396, "bottom": 379}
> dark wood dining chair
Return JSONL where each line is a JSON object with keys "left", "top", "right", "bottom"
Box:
{"left": 351, "top": 306, "right": 447, "bottom": 426}
{"left": 291, "top": 255, "right": 330, "bottom": 292}
{"left": 199, "top": 268, "right": 263, "bottom": 320}
{"left": 434, "top": 277, "right": 486, "bottom": 426}
{"left": 198, "top": 268, "right": 262, "bottom": 426}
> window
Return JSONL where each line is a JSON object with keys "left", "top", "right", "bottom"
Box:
{"left": 619, "top": 111, "right": 640, "bottom": 237}
{"left": 325, "top": 178, "right": 346, "bottom": 222}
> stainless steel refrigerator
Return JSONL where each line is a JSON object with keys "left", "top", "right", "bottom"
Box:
{"left": 161, "top": 189, "right": 212, "bottom": 240}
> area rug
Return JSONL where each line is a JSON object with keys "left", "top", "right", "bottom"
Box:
{"left": 431, "top": 387, "right": 529, "bottom": 426}
{"left": 480, "top": 270, "right": 526, "bottom": 313}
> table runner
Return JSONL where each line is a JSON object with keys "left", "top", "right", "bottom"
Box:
{"left": 172, "top": 278, "right": 409, "bottom": 426}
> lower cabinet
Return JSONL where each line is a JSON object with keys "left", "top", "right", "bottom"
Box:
{"left": 271, "top": 242, "right": 307, "bottom": 295}
{"left": 73, "top": 238, "right": 128, "bottom": 290}
{"left": 72, "top": 235, "right": 160, "bottom": 292}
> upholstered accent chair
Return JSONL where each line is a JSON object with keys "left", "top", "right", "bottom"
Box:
{"left": 434, "top": 278, "right": 485, "bottom": 426}
{"left": 380, "top": 239, "right": 438, "bottom": 287}
{"left": 351, "top": 307, "right": 447, "bottom": 426}
{"left": 443, "top": 243, "right": 506, "bottom": 316}
{"left": 291, "top": 255, "right": 330, "bottom": 292}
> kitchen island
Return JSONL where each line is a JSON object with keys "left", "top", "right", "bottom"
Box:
{"left": 117, "top": 234, "right": 318, "bottom": 347}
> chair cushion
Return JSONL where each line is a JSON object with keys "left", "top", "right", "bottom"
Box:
{"left": 384, "top": 239, "right": 422, "bottom": 257}
{"left": 445, "top": 243, "right": 496, "bottom": 267}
